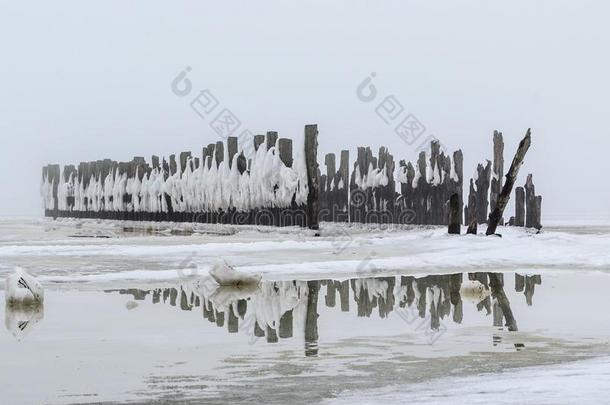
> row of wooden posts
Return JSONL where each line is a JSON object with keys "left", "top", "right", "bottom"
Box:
{"left": 43, "top": 125, "right": 542, "bottom": 231}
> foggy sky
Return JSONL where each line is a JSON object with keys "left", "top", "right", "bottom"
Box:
{"left": 1, "top": 0, "right": 609, "bottom": 218}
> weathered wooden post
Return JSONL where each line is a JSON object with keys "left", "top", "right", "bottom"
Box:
{"left": 515, "top": 186, "right": 525, "bottom": 226}
{"left": 227, "top": 136, "right": 238, "bottom": 167}
{"left": 324, "top": 153, "right": 336, "bottom": 222}
{"left": 266, "top": 131, "right": 278, "bottom": 150}
{"left": 475, "top": 160, "right": 491, "bottom": 224}
{"left": 466, "top": 179, "right": 477, "bottom": 234}
{"left": 253, "top": 135, "right": 265, "bottom": 151}
{"left": 214, "top": 141, "right": 224, "bottom": 167}
{"left": 448, "top": 193, "right": 460, "bottom": 234}
{"left": 304, "top": 124, "right": 320, "bottom": 231}
{"left": 490, "top": 131, "right": 504, "bottom": 214}
{"left": 179, "top": 152, "right": 191, "bottom": 174}
{"left": 487, "top": 129, "right": 532, "bottom": 235}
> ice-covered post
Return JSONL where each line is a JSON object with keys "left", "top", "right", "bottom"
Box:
{"left": 304, "top": 124, "right": 320, "bottom": 231}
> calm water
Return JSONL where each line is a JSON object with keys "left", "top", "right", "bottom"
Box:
{"left": 2, "top": 270, "right": 610, "bottom": 404}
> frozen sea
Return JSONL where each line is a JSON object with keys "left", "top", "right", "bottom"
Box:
{"left": 1, "top": 217, "right": 609, "bottom": 404}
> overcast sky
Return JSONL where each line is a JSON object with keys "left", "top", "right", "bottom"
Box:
{"left": 1, "top": 0, "right": 608, "bottom": 218}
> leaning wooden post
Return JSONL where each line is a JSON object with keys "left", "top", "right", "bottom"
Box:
{"left": 304, "top": 124, "right": 320, "bottom": 231}
{"left": 448, "top": 193, "right": 460, "bottom": 234}
{"left": 486, "top": 129, "right": 532, "bottom": 235}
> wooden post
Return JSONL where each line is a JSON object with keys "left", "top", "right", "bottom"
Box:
{"left": 475, "top": 160, "right": 491, "bottom": 224}
{"left": 266, "top": 131, "right": 278, "bottom": 150}
{"left": 206, "top": 143, "right": 215, "bottom": 169}
{"left": 304, "top": 124, "right": 320, "bottom": 231}
{"left": 525, "top": 173, "right": 535, "bottom": 228}
{"left": 466, "top": 179, "right": 477, "bottom": 234}
{"left": 213, "top": 141, "right": 223, "bottom": 168}
{"left": 278, "top": 138, "right": 293, "bottom": 167}
{"left": 486, "top": 129, "right": 532, "bottom": 235}
{"left": 448, "top": 193, "right": 460, "bottom": 234}
{"left": 227, "top": 136, "right": 238, "bottom": 167}
{"left": 453, "top": 150, "right": 464, "bottom": 225}
{"left": 169, "top": 154, "right": 177, "bottom": 175}
{"left": 324, "top": 153, "right": 336, "bottom": 221}
{"left": 179, "top": 152, "right": 191, "bottom": 174}
{"left": 535, "top": 195, "right": 542, "bottom": 230}
{"left": 490, "top": 131, "right": 504, "bottom": 214}
{"left": 253, "top": 135, "right": 265, "bottom": 151}
{"left": 338, "top": 150, "right": 349, "bottom": 221}
{"left": 515, "top": 186, "right": 525, "bottom": 226}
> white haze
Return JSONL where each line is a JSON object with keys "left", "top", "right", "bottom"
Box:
{"left": 1, "top": 0, "right": 609, "bottom": 219}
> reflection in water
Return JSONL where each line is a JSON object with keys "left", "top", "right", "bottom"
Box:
{"left": 4, "top": 303, "right": 44, "bottom": 341}
{"left": 105, "top": 272, "right": 541, "bottom": 356}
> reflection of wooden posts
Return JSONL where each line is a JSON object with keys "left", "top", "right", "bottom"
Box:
{"left": 339, "top": 280, "right": 350, "bottom": 312}
{"left": 266, "top": 326, "right": 278, "bottom": 343}
{"left": 305, "top": 280, "right": 320, "bottom": 356}
{"left": 228, "top": 307, "right": 238, "bottom": 333}
{"left": 325, "top": 280, "right": 336, "bottom": 307}
{"left": 278, "top": 309, "right": 293, "bottom": 338}
{"left": 487, "top": 130, "right": 531, "bottom": 235}
{"left": 304, "top": 125, "right": 320, "bottom": 231}
{"left": 449, "top": 273, "right": 463, "bottom": 324}
{"left": 488, "top": 272, "right": 517, "bottom": 331}
{"left": 448, "top": 193, "right": 460, "bottom": 234}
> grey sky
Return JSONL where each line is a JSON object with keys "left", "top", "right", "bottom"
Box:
{"left": 1, "top": 1, "right": 608, "bottom": 218}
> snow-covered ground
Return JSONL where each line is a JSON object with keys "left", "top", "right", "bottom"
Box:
{"left": 0, "top": 217, "right": 609, "bottom": 286}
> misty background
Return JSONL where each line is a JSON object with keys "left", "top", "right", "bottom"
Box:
{"left": 1, "top": 1, "right": 608, "bottom": 219}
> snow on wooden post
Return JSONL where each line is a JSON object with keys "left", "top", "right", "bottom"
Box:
{"left": 486, "top": 129, "right": 532, "bottom": 236}
{"left": 515, "top": 186, "right": 525, "bottom": 226}
{"left": 304, "top": 124, "right": 320, "bottom": 231}
{"left": 525, "top": 173, "right": 535, "bottom": 228}
{"left": 448, "top": 193, "right": 460, "bottom": 234}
